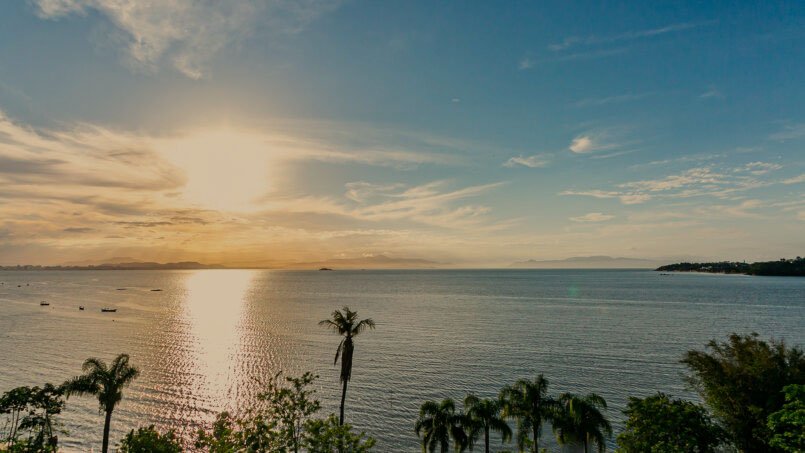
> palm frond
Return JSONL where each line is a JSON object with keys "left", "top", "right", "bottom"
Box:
{"left": 333, "top": 338, "right": 344, "bottom": 366}
{"left": 62, "top": 375, "right": 100, "bottom": 398}
{"left": 352, "top": 318, "right": 376, "bottom": 335}
{"left": 82, "top": 357, "right": 106, "bottom": 373}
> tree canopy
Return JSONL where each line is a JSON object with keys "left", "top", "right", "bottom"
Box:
{"left": 681, "top": 333, "right": 805, "bottom": 452}
{"left": 616, "top": 393, "right": 723, "bottom": 452}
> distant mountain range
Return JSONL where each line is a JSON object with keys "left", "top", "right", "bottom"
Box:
{"left": 2, "top": 261, "right": 224, "bottom": 270}
{"left": 2, "top": 254, "right": 441, "bottom": 270}
{"left": 231, "top": 255, "right": 441, "bottom": 269}
{"left": 509, "top": 256, "right": 661, "bottom": 269}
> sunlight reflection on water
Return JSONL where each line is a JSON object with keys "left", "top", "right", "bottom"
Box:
{"left": 184, "top": 270, "right": 254, "bottom": 408}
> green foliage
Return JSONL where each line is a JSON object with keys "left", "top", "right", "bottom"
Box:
{"left": 195, "top": 372, "right": 349, "bottom": 453}
{"left": 767, "top": 384, "right": 805, "bottom": 452}
{"left": 319, "top": 306, "right": 376, "bottom": 425}
{"left": 414, "top": 398, "right": 468, "bottom": 453}
{"left": 655, "top": 257, "right": 805, "bottom": 276}
{"left": 0, "top": 384, "right": 64, "bottom": 452}
{"left": 63, "top": 353, "right": 140, "bottom": 453}
{"left": 118, "top": 425, "right": 182, "bottom": 452}
{"left": 260, "top": 371, "right": 321, "bottom": 452}
{"left": 63, "top": 354, "right": 140, "bottom": 414}
{"left": 681, "top": 333, "right": 805, "bottom": 452}
{"left": 499, "top": 375, "right": 556, "bottom": 453}
{"left": 552, "top": 393, "right": 611, "bottom": 453}
{"left": 615, "top": 393, "right": 723, "bottom": 453}
{"left": 303, "top": 414, "right": 376, "bottom": 452}
{"left": 193, "top": 412, "right": 242, "bottom": 452}
{"left": 463, "top": 395, "right": 511, "bottom": 453}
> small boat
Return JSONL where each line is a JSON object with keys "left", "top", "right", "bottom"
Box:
{"left": 79, "top": 306, "right": 85, "bottom": 310}
{"left": 319, "top": 267, "right": 334, "bottom": 271}
{"left": 40, "top": 301, "right": 50, "bottom": 306}
{"left": 101, "top": 308, "right": 117, "bottom": 313}
{"left": 150, "top": 289, "right": 162, "bottom": 292}
{"left": 116, "top": 288, "right": 127, "bottom": 291}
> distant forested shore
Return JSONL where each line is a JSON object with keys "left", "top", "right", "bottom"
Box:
{"left": 656, "top": 257, "right": 805, "bottom": 276}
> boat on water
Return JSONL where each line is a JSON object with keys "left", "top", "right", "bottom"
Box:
{"left": 150, "top": 289, "right": 162, "bottom": 292}
{"left": 79, "top": 306, "right": 84, "bottom": 310}
{"left": 101, "top": 308, "right": 117, "bottom": 313}
{"left": 39, "top": 301, "right": 49, "bottom": 306}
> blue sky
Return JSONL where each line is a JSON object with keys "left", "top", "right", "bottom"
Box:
{"left": 0, "top": 0, "right": 803, "bottom": 266}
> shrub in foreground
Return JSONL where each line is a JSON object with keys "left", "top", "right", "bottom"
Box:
{"left": 194, "top": 372, "right": 376, "bottom": 452}
{"left": 767, "top": 384, "right": 805, "bottom": 452}
{"left": 118, "top": 425, "right": 182, "bottom": 453}
{"left": 615, "top": 393, "right": 723, "bottom": 452}
{"left": 682, "top": 333, "right": 805, "bottom": 452}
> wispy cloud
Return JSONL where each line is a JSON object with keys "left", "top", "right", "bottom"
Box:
{"left": 560, "top": 162, "right": 787, "bottom": 205}
{"left": 569, "top": 131, "right": 622, "bottom": 154}
{"left": 741, "top": 161, "right": 782, "bottom": 175}
{"left": 782, "top": 174, "right": 805, "bottom": 185}
{"left": 518, "top": 56, "right": 535, "bottom": 70}
{"left": 570, "top": 212, "right": 615, "bottom": 223}
{"left": 553, "top": 47, "right": 630, "bottom": 62}
{"left": 699, "top": 86, "right": 725, "bottom": 99}
{"left": 769, "top": 122, "right": 805, "bottom": 141}
{"left": 694, "top": 199, "right": 764, "bottom": 218}
{"left": 503, "top": 153, "right": 551, "bottom": 168}
{"left": 32, "top": 0, "right": 341, "bottom": 79}
{"left": 573, "top": 92, "right": 653, "bottom": 107}
{"left": 549, "top": 21, "right": 710, "bottom": 52}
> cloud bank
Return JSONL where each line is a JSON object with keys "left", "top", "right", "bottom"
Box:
{"left": 32, "top": 0, "right": 340, "bottom": 78}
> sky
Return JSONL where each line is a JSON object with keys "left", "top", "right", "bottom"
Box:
{"left": 0, "top": 0, "right": 803, "bottom": 267}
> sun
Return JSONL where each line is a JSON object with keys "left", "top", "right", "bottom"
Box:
{"left": 156, "top": 128, "right": 275, "bottom": 211}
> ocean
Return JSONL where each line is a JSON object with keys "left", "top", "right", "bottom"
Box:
{"left": 1, "top": 269, "right": 803, "bottom": 451}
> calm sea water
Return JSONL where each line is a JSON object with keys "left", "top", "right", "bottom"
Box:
{"left": 0, "top": 269, "right": 803, "bottom": 452}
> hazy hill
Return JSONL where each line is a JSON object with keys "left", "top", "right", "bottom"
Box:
{"left": 510, "top": 256, "right": 660, "bottom": 269}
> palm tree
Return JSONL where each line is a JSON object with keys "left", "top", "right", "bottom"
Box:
{"left": 319, "top": 306, "right": 375, "bottom": 425}
{"left": 415, "top": 398, "right": 469, "bottom": 453}
{"left": 552, "top": 393, "right": 612, "bottom": 453}
{"left": 63, "top": 354, "right": 139, "bottom": 453}
{"left": 464, "top": 394, "right": 512, "bottom": 453}
{"left": 499, "top": 374, "right": 556, "bottom": 453}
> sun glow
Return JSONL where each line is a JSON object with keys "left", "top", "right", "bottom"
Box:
{"left": 157, "top": 128, "right": 276, "bottom": 211}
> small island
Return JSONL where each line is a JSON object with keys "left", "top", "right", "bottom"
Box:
{"left": 656, "top": 257, "right": 805, "bottom": 276}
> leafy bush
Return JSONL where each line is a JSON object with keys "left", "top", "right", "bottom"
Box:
{"left": 682, "top": 333, "right": 805, "bottom": 451}
{"left": 616, "top": 393, "right": 723, "bottom": 452}
{"left": 118, "top": 425, "right": 182, "bottom": 452}
{"left": 767, "top": 384, "right": 805, "bottom": 452}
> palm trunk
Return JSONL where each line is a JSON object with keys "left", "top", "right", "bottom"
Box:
{"left": 339, "top": 378, "right": 349, "bottom": 425}
{"left": 532, "top": 425, "right": 539, "bottom": 453}
{"left": 484, "top": 426, "right": 490, "bottom": 453}
{"left": 583, "top": 437, "right": 589, "bottom": 453}
{"left": 102, "top": 407, "right": 113, "bottom": 453}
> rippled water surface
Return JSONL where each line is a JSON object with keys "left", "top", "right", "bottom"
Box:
{"left": 1, "top": 269, "right": 803, "bottom": 451}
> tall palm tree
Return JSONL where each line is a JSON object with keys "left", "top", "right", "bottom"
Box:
{"left": 415, "top": 398, "right": 469, "bottom": 453}
{"left": 319, "top": 306, "right": 375, "bottom": 425}
{"left": 63, "top": 354, "right": 139, "bottom": 453}
{"left": 464, "top": 394, "right": 512, "bottom": 453}
{"left": 499, "top": 374, "right": 556, "bottom": 453}
{"left": 553, "top": 393, "right": 612, "bottom": 453}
